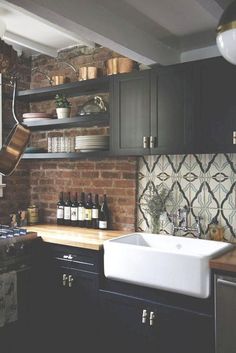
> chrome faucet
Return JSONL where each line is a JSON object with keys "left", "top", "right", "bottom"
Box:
{"left": 170, "top": 206, "right": 201, "bottom": 238}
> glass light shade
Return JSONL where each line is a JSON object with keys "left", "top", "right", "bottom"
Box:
{"left": 216, "top": 29, "right": 236, "bottom": 65}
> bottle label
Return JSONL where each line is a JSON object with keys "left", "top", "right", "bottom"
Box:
{"left": 71, "top": 207, "right": 78, "bottom": 221}
{"left": 64, "top": 206, "right": 71, "bottom": 220}
{"left": 78, "top": 207, "right": 85, "bottom": 221}
{"left": 92, "top": 209, "right": 99, "bottom": 219}
{"left": 57, "top": 207, "right": 64, "bottom": 219}
{"left": 99, "top": 220, "right": 107, "bottom": 229}
{"left": 85, "top": 209, "right": 92, "bottom": 221}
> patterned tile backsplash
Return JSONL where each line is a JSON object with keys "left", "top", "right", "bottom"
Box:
{"left": 137, "top": 154, "right": 236, "bottom": 242}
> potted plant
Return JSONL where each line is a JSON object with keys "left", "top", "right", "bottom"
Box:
{"left": 142, "top": 184, "right": 172, "bottom": 234}
{"left": 55, "top": 93, "right": 71, "bottom": 119}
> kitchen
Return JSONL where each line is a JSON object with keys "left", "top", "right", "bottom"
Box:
{"left": 0, "top": 0, "right": 235, "bottom": 352}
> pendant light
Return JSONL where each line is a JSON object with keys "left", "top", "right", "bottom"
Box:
{"left": 216, "top": 1, "right": 236, "bottom": 64}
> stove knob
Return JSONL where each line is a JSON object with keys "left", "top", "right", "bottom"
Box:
{"left": 6, "top": 244, "right": 16, "bottom": 256}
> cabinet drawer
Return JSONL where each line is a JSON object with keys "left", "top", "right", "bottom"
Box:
{"left": 46, "top": 244, "right": 102, "bottom": 273}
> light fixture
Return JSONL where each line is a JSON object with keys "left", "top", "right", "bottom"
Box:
{"left": 216, "top": 1, "right": 236, "bottom": 64}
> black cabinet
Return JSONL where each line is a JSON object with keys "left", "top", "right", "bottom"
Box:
{"left": 151, "top": 63, "right": 194, "bottom": 154}
{"left": 194, "top": 57, "right": 236, "bottom": 153}
{"left": 111, "top": 70, "right": 152, "bottom": 155}
{"left": 100, "top": 289, "right": 214, "bottom": 353}
{"left": 41, "top": 244, "right": 102, "bottom": 353}
{"left": 111, "top": 66, "right": 194, "bottom": 155}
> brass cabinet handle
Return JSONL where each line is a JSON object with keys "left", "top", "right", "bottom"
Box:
{"left": 149, "top": 311, "right": 155, "bottom": 326}
{"left": 143, "top": 136, "right": 150, "bottom": 149}
{"left": 68, "top": 274, "right": 74, "bottom": 288}
{"left": 233, "top": 131, "right": 236, "bottom": 145}
{"left": 150, "top": 136, "right": 157, "bottom": 149}
{"left": 62, "top": 273, "right": 68, "bottom": 287}
{"left": 142, "top": 309, "right": 148, "bottom": 324}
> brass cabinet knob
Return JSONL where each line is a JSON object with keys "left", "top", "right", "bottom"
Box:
{"left": 149, "top": 311, "right": 155, "bottom": 326}
{"left": 62, "top": 273, "right": 68, "bottom": 287}
{"left": 142, "top": 309, "right": 148, "bottom": 324}
{"left": 68, "top": 274, "right": 74, "bottom": 288}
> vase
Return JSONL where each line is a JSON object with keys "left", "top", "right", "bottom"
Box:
{"left": 150, "top": 218, "right": 160, "bottom": 234}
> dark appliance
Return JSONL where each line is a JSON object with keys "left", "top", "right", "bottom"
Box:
{"left": 0, "top": 225, "right": 38, "bottom": 353}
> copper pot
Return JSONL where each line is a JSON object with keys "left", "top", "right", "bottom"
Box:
{"left": 118, "top": 58, "right": 134, "bottom": 73}
{"left": 0, "top": 77, "right": 31, "bottom": 176}
{"left": 0, "top": 123, "right": 30, "bottom": 176}
{"left": 106, "top": 58, "right": 118, "bottom": 75}
{"left": 51, "top": 75, "right": 65, "bottom": 85}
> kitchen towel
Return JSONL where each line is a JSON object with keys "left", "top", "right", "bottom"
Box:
{"left": 0, "top": 271, "right": 18, "bottom": 327}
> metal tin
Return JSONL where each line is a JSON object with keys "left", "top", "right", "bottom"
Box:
{"left": 27, "top": 205, "right": 39, "bottom": 225}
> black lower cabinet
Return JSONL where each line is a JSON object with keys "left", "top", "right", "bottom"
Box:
{"left": 39, "top": 244, "right": 102, "bottom": 353}
{"left": 99, "top": 290, "right": 214, "bottom": 353}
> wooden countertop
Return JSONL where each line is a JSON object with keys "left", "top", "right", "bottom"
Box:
{"left": 210, "top": 245, "right": 236, "bottom": 273}
{"left": 26, "top": 224, "right": 129, "bottom": 250}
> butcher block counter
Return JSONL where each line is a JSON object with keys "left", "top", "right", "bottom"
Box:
{"left": 210, "top": 245, "right": 236, "bottom": 273}
{"left": 26, "top": 224, "right": 129, "bottom": 251}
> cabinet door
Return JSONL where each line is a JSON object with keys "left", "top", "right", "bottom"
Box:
{"left": 110, "top": 70, "right": 151, "bottom": 155}
{"left": 50, "top": 267, "right": 99, "bottom": 353}
{"left": 151, "top": 64, "right": 194, "bottom": 154}
{"left": 194, "top": 57, "right": 236, "bottom": 153}
{"left": 99, "top": 290, "right": 214, "bottom": 353}
{"left": 148, "top": 302, "right": 214, "bottom": 353}
{"left": 215, "top": 275, "right": 236, "bottom": 353}
{"left": 99, "top": 290, "right": 150, "bottom": 353}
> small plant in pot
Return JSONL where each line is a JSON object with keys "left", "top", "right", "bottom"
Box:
{"left": 55, "top": 93, "right": 71, "bottom": 119}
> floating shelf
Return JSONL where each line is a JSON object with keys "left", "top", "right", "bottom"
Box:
{"left": 22, "top": 151, "right": 112, "bottom": 160}
{"left": 23, "top": 113, "right": 109, "bottom": 131}
{"left": 16, "top": 76, "right": 110, "bottom": 102}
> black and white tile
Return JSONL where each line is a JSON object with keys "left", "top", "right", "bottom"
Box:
{"left": 137, "top": 154, "right": 236, "bottom": 242}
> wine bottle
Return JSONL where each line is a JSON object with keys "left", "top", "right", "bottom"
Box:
{"left": 64, "top": 192, "right": 71, "bottom": 226}
{"left": 56, "top": 191, "right": 64, "bottom": 225}
{"left": 85, "top": 193, "right": 93, "bottom": 228}
{"left": 70, "top": 192, "right": 78, "bottom": 227}
{"left": 99, "top": 194, "right": 109, "bottom": 230}
{"left": 92, "top": 194, "right": 100, "bottom": 229}
{"left": 78, "top": 192, "right": 85, "bottom": 227}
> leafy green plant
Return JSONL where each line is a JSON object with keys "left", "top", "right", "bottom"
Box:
{"left": 55, "top": 93, "right": 71, "bottom": 108}
{"left": 142, "top": 184, "right": 172, "bottom": 233}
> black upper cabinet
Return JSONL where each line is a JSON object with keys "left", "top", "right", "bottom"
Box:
{"left": 110, "top": 65, "right": 194, "bottom": 155}
{"left": 151, "top": 63, "right": 194, "bottom": 154}
{"left": 110, "top": 70, "right": 151, "bottom": 155}
{"left": 194, "top": 57, "right": 236, "bottom": 153}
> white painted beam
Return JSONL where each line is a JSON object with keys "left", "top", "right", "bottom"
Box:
{"left": 3, "top": 30, "right": 58, "bottom": 57}
{"left": 194, "top": 0, "right": 224, "bottom": 19}
{"left": 4, "top": 0, "right": 180, "bottom": 65}
{"left": 181, "top": 44, "right": 220, "bottom": 62}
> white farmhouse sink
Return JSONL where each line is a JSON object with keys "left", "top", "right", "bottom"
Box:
{"left": 103, "top": 233, "right": 233, "bottom": 298}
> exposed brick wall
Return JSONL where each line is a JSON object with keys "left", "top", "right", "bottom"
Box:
{"left": 28, "top": 157, "right": 137, "bottom": 231}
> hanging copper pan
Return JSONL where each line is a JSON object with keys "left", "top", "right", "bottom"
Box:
{"left": 0, "top": 77, "right": 30, "bottom": 176}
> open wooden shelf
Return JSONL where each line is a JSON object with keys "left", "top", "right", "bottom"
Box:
{"left": 22, "top": 150, "right": 112, "bottom": 160}
{"left": 16, "top": 76, "right": 110, "bottom": 102}
{"left": 23, "top": 113, "right": 109, "bottom": 131}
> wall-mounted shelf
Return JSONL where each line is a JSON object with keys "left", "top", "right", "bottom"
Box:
{"left": 23, "top": 113, "right": 109, "bottom": 131}
{"left": 22, "top": 151, "right": 112, "bottom": 160}
{"left": 16, "top": 76, "right": 110, "bottom": 102}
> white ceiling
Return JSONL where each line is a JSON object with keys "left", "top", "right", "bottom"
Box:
{"left": 0, "top": 0, "right": 233, "bottom": 64}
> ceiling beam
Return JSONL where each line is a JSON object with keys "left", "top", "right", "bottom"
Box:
{"left": 193, "top": 0, "right": 224, "bottom": 20}
{"left": 4, "top": 0, "right": 180, "bottom": 65}
{"left": 3, "top": 31, "right": 58, "bottom": 57}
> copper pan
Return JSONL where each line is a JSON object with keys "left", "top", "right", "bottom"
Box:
{"left": 0, "top": 77, "right": 30, "bottom": 176}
